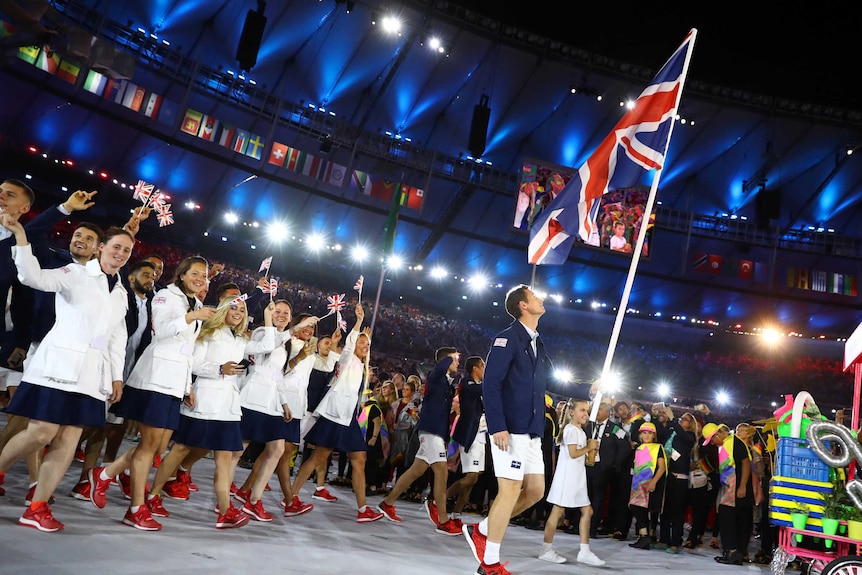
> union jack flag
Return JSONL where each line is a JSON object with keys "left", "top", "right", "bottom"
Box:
{"left": 222, "top": 293, "right": 249, "bottom": 308}
{"left": 258, "top": 278, "right": 278, "bottom": 295}
{"left": 156, "top": 209, "right": 174, "bottom": 227}
{"left": 353, "top": 275, "right": 364, "bottom": 292}
{"left": 326, "top": 293, "right": 347, "bottom": 315}
{"left": 154, "top": 201, "right": 171, "bottom": 216}
{"left": 528, "top": 30, "right": 696, "bottom": 265}
{"left": 337, "top": 313, "right": 347, "bottom": 332}
{"left": 131, "top": 180, "right": 154, "bottom": 203}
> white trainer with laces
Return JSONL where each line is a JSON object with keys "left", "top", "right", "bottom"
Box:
{"left": 577, "top": 550, "right": 606, "bottom": 566}
{"left": 538, "top": 549, "right": 567, "bottom": 564}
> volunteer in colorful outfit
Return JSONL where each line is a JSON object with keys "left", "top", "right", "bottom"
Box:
{"left": 627, "top": 421, "right": 667, "bottom": 550}
{"left": 702, "top": 422, "right": 753, "bottom": 566}
{"left": 0, "top": 219, "right": 133, "bottom": 532}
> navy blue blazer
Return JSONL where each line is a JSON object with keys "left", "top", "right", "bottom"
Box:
{"left": 452, "top": 377, "right": 483, "bottom": 450}
{"left": 417, "top": 355, "right": 458, "bottom": 439}
{"left": 126, "top": 288, "right": 154, "bottom": 364}
{"left": 0, "top": 206, "right": 67, "bottom": 362}
{"left": 483, "top": 320, "right": 552, "bottom": 437}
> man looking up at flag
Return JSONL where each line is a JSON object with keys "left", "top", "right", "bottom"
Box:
{"left": 463, "top": 285, "right": 552, "bottom": 575}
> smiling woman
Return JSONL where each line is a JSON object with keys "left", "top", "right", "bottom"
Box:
{"left": 0, "top": 219, "right": 132, "bottom": 532}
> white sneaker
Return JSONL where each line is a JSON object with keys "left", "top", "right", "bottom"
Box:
{"left": 538, "top": 549, "right": 567, "bottom": 564}
{"left": 577, "top": 550, "right": 606, "bottom": 566}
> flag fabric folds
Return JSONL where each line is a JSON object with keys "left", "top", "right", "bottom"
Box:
{"left": 259, "top": 256, "right": 273, "bottom": 273}
{"left": 528, "top": 30, "right": 695, "bottom": 265}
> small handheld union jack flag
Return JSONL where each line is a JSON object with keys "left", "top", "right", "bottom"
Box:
{"left": 156, "top": 210, "right": 174, "bottom": 227}
{"left": 337, "top": 312, "right": 347, "bottom": 332}
{"left": 219, "top": 293, "right": 249, "bottom": 309}
{"left": 353, "top": 275, "right": 364, "bottom": 304}
{"left": 131, "top": 180, "right": 153, "bottom": 203}
{"left": 325, "top": 293, "right": 346, "bottom": 317}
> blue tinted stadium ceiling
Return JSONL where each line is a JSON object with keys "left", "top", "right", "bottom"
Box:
{"left": 1, "top": 0, "right": 862, "bottom": 338}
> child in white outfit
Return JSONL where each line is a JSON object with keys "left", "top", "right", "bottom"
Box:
{"left": 539, "top": 399, "right": 606, "bottom": 566}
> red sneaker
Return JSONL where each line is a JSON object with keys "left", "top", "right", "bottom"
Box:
{"left": 356, "top": 506, "right": 384, "bottom": 523}
{"left": 70, "top": 480, "right": 91, "bottom": 501}
{"left": 74, "top": 448, "right": 85, "bottom": 463}
{"left": 241, "top": 499, "right": 274, "bottom": 522}
{"left": 152, "top": 453, "right": 162, "bottom": 468}
{"left": 464, "top": 523, "right": 487, "bottom": 564}
{"left": 146, "top": 494, "right": 170, "bottom": 518}
{"left": 176, "top": 468, "right": 199, "bottom": 492}
{"left": 229, "top": 482, "right": 237, "bottom": 495}
{"left": 476, "top": 562, "right": 512, "bottom": 575}
{"left": 376, "top": 501, "right": 402, "bottom": 523}
{"left": 0, "top": 472, "right": 5, "bottom": 496}
{"left": 437, "top": 518, "right": 463, "bottom": 536}
{"left": 264, "top": 482, "right": 271, "bottom": 491}
{"left": 283, "top": 496, "right": 313, "bottom": 517}
{"left": 312, "top": 487, "right": 338, "bottom": 502}
{"left": 216, "top": 506, "right": 250, "bottom": 529}
{"left": 424, "top": 498, "right": 440, "bottom": 526}
{"left": 88, "top": 466, "right": 112, "bottom": 509}
{"left": 119, "top": 471, "right": 132, "bottom": 500}
{"left": 19, "top": 502, "right": 64, "bottom": 532}
{"left": 232, "top": 485, "right": 251, "bottom": 504}
{"left": 123, "top": 505, "right": 162, "bottom": 531}
{"left": 162, "top": 478, "right": 190, "bottom": 501}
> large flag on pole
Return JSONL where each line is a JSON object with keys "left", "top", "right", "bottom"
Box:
{"left": 528, "top": 30, "right": 697, "bottom": 265}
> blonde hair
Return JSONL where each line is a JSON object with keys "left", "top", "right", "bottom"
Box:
{"left": 197, "top": 296, "right": 249, "bottom": 342}
{"left": 681, "top": 412, "right": 700, "bottom": 436}
{"left": 555, "top": 399, "right": 588, "bottom": 445}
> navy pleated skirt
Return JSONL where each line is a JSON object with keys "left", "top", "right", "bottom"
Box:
{"left": 109, "top": 386, "right": 181, "bottom": 430}
{"left": 173, "top": 415, "right": 244, "bottom": 452}
{"left": 240, "top": 407, "right": 290, "bottom": 443}
{"left": 304, "top": 415, "right": 366, "bottom": 453}
{"left": 7, "top": 381, "right": 106, "bottom": 427}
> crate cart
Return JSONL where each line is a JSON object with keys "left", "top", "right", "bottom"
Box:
{"left": 770, "top": 323, "right": 862, "bottom": 575}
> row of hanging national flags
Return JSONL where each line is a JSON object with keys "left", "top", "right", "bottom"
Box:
{"left": 786, "top": 267, "right": 858, "bottom": 296}
{"left": 692, "top": 253, "right": 761, "bottom": 280}
{"left": 16, "top": 43, "right": 82, "bottom": 85}
{"left": 14, "top": 39, "right": 181, "bottom": 126}
{"left": 10, "top": 27, "right": 427, "bottom": 212}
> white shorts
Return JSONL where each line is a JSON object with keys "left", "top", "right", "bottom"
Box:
{"left": 459, "top": 432, "right": 487, "bottom": 473}
{"left": 490, "top": 433, "right": 544, "bottom": 481}
{"left": 416, "top": 431, "right": 448, "bottom": 465}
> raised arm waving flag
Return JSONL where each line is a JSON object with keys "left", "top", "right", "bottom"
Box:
{"left": 528, "top": 30, "right": 696, "bottom": 265}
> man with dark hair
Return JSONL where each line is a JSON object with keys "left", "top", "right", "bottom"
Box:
{"left": 463, "top": 284, "right": 552, "bottom": 575}
{"left": 0, "top": 187, "right": 98, "bottom": 500}
{"left": 446, "top": 356, "right": 486, "bottom": 521}
{"left": 377, "top": 346, "right": 462, "bottom": 535}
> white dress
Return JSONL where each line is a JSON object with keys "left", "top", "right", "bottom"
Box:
{"left": 546, "top": 423, "right": 591, "bottom": 508}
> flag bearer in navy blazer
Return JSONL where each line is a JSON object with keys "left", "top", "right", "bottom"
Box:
{"left": 463, "top": 284, "right": 553, "bottom": 575}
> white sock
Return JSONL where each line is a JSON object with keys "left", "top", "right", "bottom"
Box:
{"left": 130, "top": 505, "right": 141, "bottom": 513}
{"left": 316, "top": 486, "right": 324, "bottom": 491}
{"left": 485, "top": 542, "right": 501, "bottom": 565}
{"left": 580, "top": 543, "right": 591, "bottom": 554}
{"left": 543, "top": 542, "right": 554, "bottom": 553}
{"left": 479, "top": 518, "right": 489, "bottom": 536}
{"left": 179, "top": 466, "right": 188, "bottom": 473}
{"left": 359, "top": 505, "right": 367, "bottom": 512}
{"left": 451, "top": 512, "right": 461, "bottom": 520}
{"left": 99, "top": 469, "right": 111, "bottom": 481}
{"left": 28, "top": 481, "right": 37, "bottom": 488}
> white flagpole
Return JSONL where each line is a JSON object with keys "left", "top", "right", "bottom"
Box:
{"left": 590, "top": 29, "right": 697, "bottom": 422}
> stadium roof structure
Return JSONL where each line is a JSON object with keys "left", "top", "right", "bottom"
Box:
{"left": 2, "top": 0, "right": 861, "bottom": 339}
